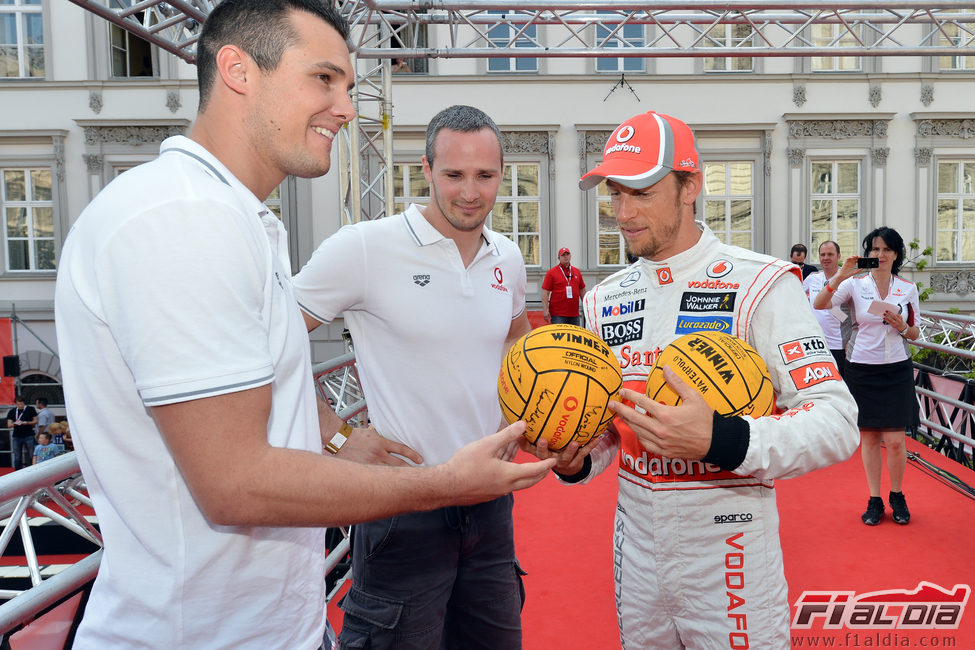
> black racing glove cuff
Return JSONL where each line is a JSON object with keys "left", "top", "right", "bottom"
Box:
{"left": 553, "top": 454, "right": 592, "bottom": 484}
{"left": 703, "top": 413, "right": 750, "bottom": 471}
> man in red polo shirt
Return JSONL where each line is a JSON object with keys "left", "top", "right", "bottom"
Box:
{"left": 541, "top": 247, "right": 585, "bottom": 326}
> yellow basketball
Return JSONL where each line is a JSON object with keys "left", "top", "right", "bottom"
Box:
{"left": 645, "top": 331, "right": 774, "bottom": 418}
{"left": 498, "top": 324, "right": 622, "bottom": 450}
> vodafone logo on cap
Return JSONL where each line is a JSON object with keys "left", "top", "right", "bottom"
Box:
{"left": 606, "top": 124, "right": 642, "bottom": 155}
{"left": 616, "top": 125, "right": 635, "bottom": 143}
{"left": 706, "top": 259, "right": 733, "bottom": 279}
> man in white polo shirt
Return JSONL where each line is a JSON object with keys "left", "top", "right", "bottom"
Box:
{"left": 804, "top": 240, "right": 849, "bottom": 375}
{"left": 54, "top": 4, "right": 552, "bottom": 649}
{"left": 294, "top": 105, "right": 531, "bottom": 649}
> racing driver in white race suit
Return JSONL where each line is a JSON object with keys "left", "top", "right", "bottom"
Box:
{"left": 524, "top": 111, "right": 860, "bottom": 650}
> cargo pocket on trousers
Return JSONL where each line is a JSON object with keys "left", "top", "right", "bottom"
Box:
{"left": 338, "top": 586, "right": 405, "bottom": 649}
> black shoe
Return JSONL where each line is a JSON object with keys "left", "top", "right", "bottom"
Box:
{"left": 889, "top": 491, "right": 910, "bottom": 524}
{"left": 861, "top": 496, "right": 884, "bottom": 526}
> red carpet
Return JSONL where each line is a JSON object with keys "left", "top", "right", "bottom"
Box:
{"left": 323, "top": 313, "right": 975, "bottom": 646}
{"left": 512, "top": 437, "right": 975, "bottom": 649}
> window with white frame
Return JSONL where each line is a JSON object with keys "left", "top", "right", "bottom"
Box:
{"left": 703, "top": 161, "right": 754, "bottom": 249}
{"left": 0, "top": 0, "right": 44, "bottom": 78}
{"left": 493, "top": 163, "right": 540, "bottom": 266}
{"left": 486, "top": 11, "right": 538, "bottom": 73}
{"left": 595, "top": 11, "right": 645, "bottom": 73}
{"left": 596, "top": 180, "right": 627, "bottom": 265}
{"left": 703, "top": 24, "right": 753, "bottom": 72}
{"left": 392, "top": 163, "right": 429, "bottom": 215}
{"left": 809, "top": 160, "right": 861, "bottom": 262}
{"left": 110, "top": 13, "right": 155, "bottom": 77}
{"left": 2, "top": 167, "right": 54, "bottom": 271}
{"left": 935, "top": 160, "right": 975, "bottom": 262}
{"left": 810, "top": 23, "right": 861, "bottom": 72}
{"left": 391, "top": 160, "right": 542, "bottom": 267}
{"left": 937, "top": 15, "right": 975, "bottom": 71}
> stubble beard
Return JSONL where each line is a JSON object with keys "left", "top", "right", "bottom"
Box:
{"left": 625, "top": 204, "right": 683, "bottom": 260}
{"left": 432, "top": 186, "right": 489, "bottom": 233}
{"left": 247, "top": 100, "right": 331, "bottom": 181}
{"left": 269, "top": 137, "right": 331, "bottom": 180}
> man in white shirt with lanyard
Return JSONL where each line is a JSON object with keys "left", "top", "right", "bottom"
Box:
{"left": 54, "top": 4, "right": 553, "bottom": 649}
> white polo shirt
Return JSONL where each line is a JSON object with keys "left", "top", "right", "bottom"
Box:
{"left": 294, "top": 204, "right": 527, "bottom": 466}
{"left": 55, "top": 136, "right": 326, "bottom": 649}
{"left": 832, "top": 272, "right": 920, "bottom": 364}
{"left": 804, "top": 270, "right": 845, "bottom": 350}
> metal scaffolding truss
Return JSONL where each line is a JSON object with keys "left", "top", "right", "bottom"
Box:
{"left": 66, "top": 2, "right": 975, "bottom": 63}
{"left": 66, "top": 1, "right": 213, "bottom": 65}
{"left": 916, "top": 310, "right": 975, "bottom": 371}
{"left": 65, "top": 1, "right": 975, "bottom": 223}
{"left": 347, "top": 1, "right": 975, "bottom": 61}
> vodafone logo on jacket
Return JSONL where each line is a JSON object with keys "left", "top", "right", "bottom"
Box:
{"left": 706, "top": 259, "right": 733, "bottom": 278}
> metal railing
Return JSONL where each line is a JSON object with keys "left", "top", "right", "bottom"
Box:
{"left": 310, "top": 353, "right": 367, "bottom": 601}
{"left": 913, "top": 310, "right": 975, "bottom": 467}
{"left": 0, "top": 453, "right": 100, "bottom": 637}
{"left": 0, "top": 324, "right": 972, "bottom": 639}
{"left": 0, "top": 353, "right": 364, "bottom": 639}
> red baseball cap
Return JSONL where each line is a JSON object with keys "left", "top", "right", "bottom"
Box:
{"left": 558, "top": 247, "right": 570, "bottom": 256}
{"left": 580, "top": 111, "right": 700, "bottom": 191}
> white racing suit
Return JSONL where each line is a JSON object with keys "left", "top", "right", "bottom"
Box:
{"left": 575, "top": 225, "right": 859, "bottom": 650}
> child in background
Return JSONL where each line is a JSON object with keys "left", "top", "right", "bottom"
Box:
{"left": 48, "top": 422, "right": 67, "bottom": 455}
{"left": 33, "top": 433, "right": 60, "bottom": 464}
{"left": 60, "top": 421, "right": 73, "bottom": 451}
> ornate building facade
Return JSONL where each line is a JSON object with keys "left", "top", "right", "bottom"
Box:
{"left": 2, "top": 2, "right": 975, "bottom": 406}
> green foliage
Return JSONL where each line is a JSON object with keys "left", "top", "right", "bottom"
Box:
{"left": 911, "top": 322, "right": 975, "bottom": 378}
{"left": 906, "top": 238, "right": 934, "bottom": 272}
{"left": 905, "top": 238, "right": 934, "bottom": 302}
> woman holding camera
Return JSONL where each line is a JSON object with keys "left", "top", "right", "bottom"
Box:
{"left": 813, "top": 226, "right": 919, "bottom": 526}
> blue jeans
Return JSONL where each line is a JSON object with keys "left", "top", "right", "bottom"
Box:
{"left": 338, "top": 494, "right": 524, "bottom": 649}
{"left": 550, "top": 315, "right": 581, "bottom": 326}
{"left": 11, "top": 436, "right": 34, "bottom": 470}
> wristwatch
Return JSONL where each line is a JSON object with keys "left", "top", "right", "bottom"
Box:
{"left": 324, "top": 421, "right": 353, "bottom": 455}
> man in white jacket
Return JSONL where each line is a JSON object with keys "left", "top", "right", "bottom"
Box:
{"left": 524, "top": 110, "right": 859, "bottom": 649}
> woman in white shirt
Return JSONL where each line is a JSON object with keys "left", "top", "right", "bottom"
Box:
{"left": 813, "top": 227, "right": 919, "bottom": 527}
